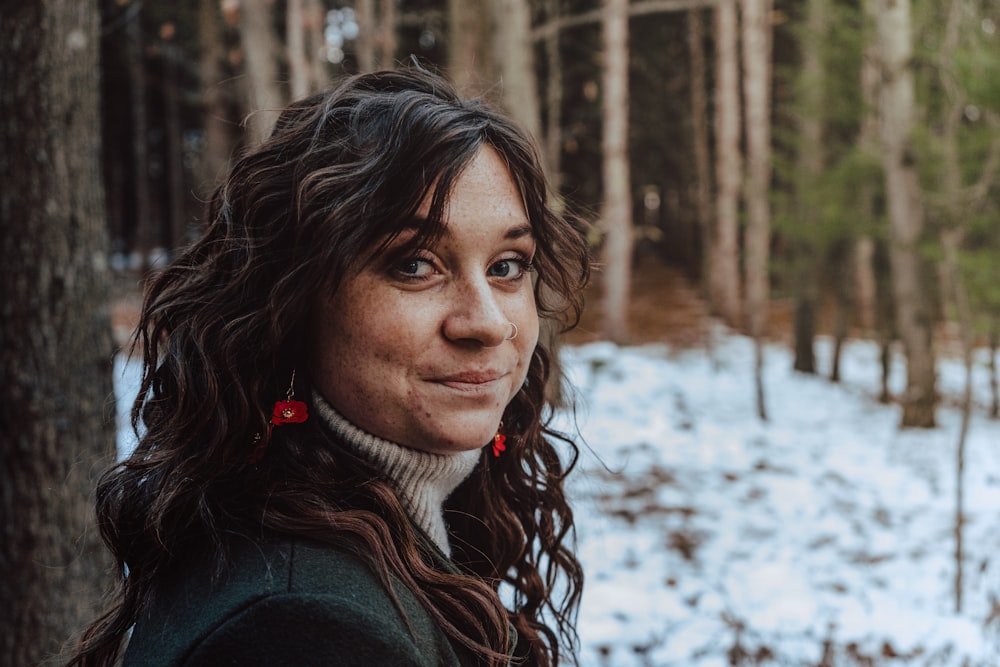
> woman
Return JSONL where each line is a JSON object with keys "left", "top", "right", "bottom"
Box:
{"left": 70, "top": 67, "right": 589, "bottom": 666}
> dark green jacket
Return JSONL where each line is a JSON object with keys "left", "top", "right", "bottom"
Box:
{"left": 123, "top": 534, "right": 478, "bottom": 666}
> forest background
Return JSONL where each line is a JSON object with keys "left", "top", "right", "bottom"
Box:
{"left": 1, "top": 0, "right": 999, "bottom": 664}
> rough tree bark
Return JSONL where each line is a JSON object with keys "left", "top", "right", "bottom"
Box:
{"left": 601, "top": 0, "right": 634, "bottom": 344}
{"left": 877, "top": 0, "right": 936, "bottom": 428}
{"left": 0, "top": 1, "right": 115, "bottom": 663}
{"left": 741, "top": 0, "right": 772, "bottom": 421}
{"left": 712, "top": 0, "right": 742, "bottom": 327}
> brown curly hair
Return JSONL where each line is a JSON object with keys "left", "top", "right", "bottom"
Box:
{"left": 69, "top": 67, "right": 589, "bottom": 667}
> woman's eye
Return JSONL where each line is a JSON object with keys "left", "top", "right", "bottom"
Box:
{"left": 395, "top": 258, "right": 435, "bottom": 279}
{"left": 488, "top": 258, "right": 532, "bottom": 280}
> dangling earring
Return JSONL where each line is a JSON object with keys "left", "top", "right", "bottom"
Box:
{"left": 271, "top": 369, "right": 309, "bottom": 425}
{"left": 492, "top": 421, "right": 507, "bottom": 458}
{"left": 248, "top": 370, "right": 309, "bottom": 463}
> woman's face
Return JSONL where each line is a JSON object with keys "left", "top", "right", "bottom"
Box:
{"left": 311, "top": 146, "right": 540, "bottom": 454}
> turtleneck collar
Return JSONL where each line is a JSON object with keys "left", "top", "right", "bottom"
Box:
{"left": 309, "top": 389, "right": 481, "bottom": 557}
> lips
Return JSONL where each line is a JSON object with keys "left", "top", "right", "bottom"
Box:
{"left": 432, "top": 369, "right": 507, "bottom": 392}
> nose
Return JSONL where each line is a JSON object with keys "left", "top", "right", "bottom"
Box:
{"left": 442, "top": 277, "right": 509, "bottom": 347}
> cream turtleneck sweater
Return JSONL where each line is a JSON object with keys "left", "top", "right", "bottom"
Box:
{"left": 310, "top": 389, "right": 481, "bottom": 557}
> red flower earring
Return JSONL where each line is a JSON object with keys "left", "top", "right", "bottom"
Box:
{"left": 248, "top": 370, "right": 308, "bottom": 463}
{"left": 492, "top": 422, "right": 507, "bottom": 458}
{"left": 271, "top": 370, "right": 308, "bottom": 425}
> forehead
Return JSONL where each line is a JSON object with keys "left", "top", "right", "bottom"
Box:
{"left": 418, "top": 146, "right": 529, "bottom": 223}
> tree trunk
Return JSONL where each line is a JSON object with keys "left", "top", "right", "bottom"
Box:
{"left": 239, "top": 0, "right": 285, "bottom": 144}
{"left": 829, "top": 239, "right": 853, "bottom": 382}
{"left": 711, "top": 0, "right": 742, "bottom": 327}
{"left": 197, "top": 0, "right": 237, "bottom": 195}
{"left": 601, "top": 0, "right": 633, "bottom": 344}
{"left": 377, "top": 0, "right": 398, "bottom": 69}
{"left": 0, "top": 1, "right": 114, "bottom": 663}
{"left": 126, "top": 3, "right": 152, "bottom": 267}
{"left": 305, "top": 0, "right": 330, "bottom": 86}
{"left": 356, "top": 0, "right": 377, "bottom": 73}
{"left": 877, "top": 0, "right": 936, "bottom": 428}
{"left": 792, "top": 0, "right": 826, "bottom": 375}
{"left": 492, "top": 0, "right": 541, "bottom": 141}
{"left": 162, "top": 39, "right": 188, "bottom": 252}
{"left": 688, "top": 8, "right": 713, "bottom": 284}
{"left": 448, "top": 0, "right": 496, "bottom": 97}
{"left": 741, "top": 0, "right": 772, "bottom": 421}
{"left": 544, "top": 0, "right": 564, "bottom": 196}
{"left": 287, "top": 0, "right": 310, "bottom": 99}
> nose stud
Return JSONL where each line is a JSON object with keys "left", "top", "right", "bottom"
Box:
{"left": 505, "top": 322, "right": 518, "bottom": 341}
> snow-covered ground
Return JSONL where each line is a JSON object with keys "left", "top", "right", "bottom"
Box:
{"left": 557, "top": 329, "right": 1000, "bottom": 666}
{"left": 113, "top": 329, "right": 1000, "bottom": 665}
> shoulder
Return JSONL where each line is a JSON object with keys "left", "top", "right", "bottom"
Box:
{"left": 123, "top": 535, "right": 465, "bottom": 667}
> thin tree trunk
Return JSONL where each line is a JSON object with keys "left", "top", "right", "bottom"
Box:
{"left": 601, "top": 0, "right": 633, "bottom": 344}
{"left": 287, "top": 0, "right": 310, "bottom": 99}
{"left": 162, "top": 40, "right": 187, "bottom": 252}
{"left": 305, "top": 0, "right": 329, "bottom": 87}
{"left": 829, "top": 239, "right": 853, "bottom": 383}
{"left": 492, "top": 0, "right": 541, "bottom": 140}
{"left": 741, "top": 0, "right": 771, "bottom": 421}
{"left": 356, "top": 0, "right": 377, "bottom": 73}
{"left": 855, "top": 0, "right": 881, "bottom": 335}
{"left": 378, "top": 0, "right": 398, "bottom": 69}
{"left": 448, "top": 0, "right": 496, "bottom": 97}
{"left": 792, "top": 0, "right": 826, "bottom": 375}
{"left": 544, "top": 0, "right": 564, "bottom": 196}
{"left": 712, "top": 0, "right": 742, "bottom": 327}
{"left": 878, "top": 0, "right": 936, "bottom": 428}
{"left": 688, "top": 8, "right": 713, "bottom": 284}
{"left": 198, "top": 0, "right": 236, "bottom": 195}
{"left": 0, "top": 1, "right": 114, "bottom": 662}
{"left": 127, "top": 3, "right": 152, "bottom": 267}
{"left": 874, "top": 238, "right": 895, "bottom": 404}
{"left": 239, "top": 0, "right": 285, "bottom": 144}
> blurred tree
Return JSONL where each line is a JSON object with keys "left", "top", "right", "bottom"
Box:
{"left": 448, "top": 0, "right": 496, "bottom": 96}
{"left": 711, "top": 0, "right": 743, "bottom": 327}
{"left": 239, "top": 0, "right": 286, "bottom": 143}
{"left": 741, "top": 0, "right": 772, "bottom": 421}
{"left": 542, "top": 0, "right": 565, "bottom": 195}
{"left": 197, "top": 0, "right": 240, "bottom": 195}
{"left": 687, "top": 8, "right": 712, "bottom": 284}
{"left": 287, "top": 0, "right": 311, "bottom": 96}
{"left": 358, "top": 0, "right": 399, "bottom": 71}
{"left": 601, "top": 0, "right": 633, "bottom": 343}
{"left": 0, "top": 0, "right": 115, "bottom": 663}
{"left": 357, "top": 0, "right": 377, "bottom": 71}
{"left": 790, "top": 0, "right": 826, "bottom": 375}
{"left": 493, "top": 0, "right": 541, "bottom": 139}
{"left": 126, "top": 0, "right": 153, "bottom": 267}
{"left": 878, "top": 0, "right": 936, "bottom": 428}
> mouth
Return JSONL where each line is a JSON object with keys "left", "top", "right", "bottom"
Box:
{"left": 432, "top": 370, "right": 507, "bottom": 393}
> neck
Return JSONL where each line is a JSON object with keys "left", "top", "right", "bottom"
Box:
{"left": 309, "top": 389, "right": 481, "bottom": 557}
